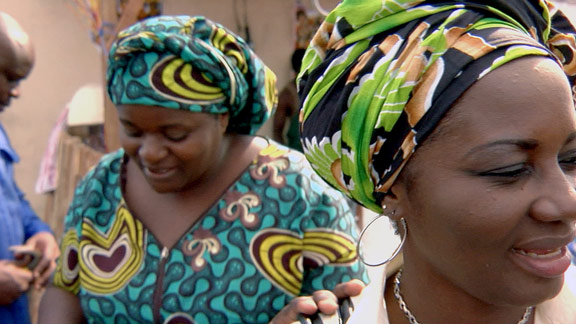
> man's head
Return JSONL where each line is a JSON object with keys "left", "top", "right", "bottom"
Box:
{"left": 0, "top": 12, "right": 34, "bottom": 112}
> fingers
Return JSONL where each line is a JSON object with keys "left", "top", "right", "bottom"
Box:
{"left": 12, "top": 265, "right": 34, "bottom": 285}
{"left": 271, "top": 290, "right": 342, "bottom": 324}
{"left": 311, "top": 290, "right": 339, "bottom": 315}
{"left": 331, "top": 279, "right": 365, "bottom": 299}
{"left": 269, "top": 280, "right": 366, "bottom": 324}
{"left": 0, "top": 260, "right": 33, "bottom": 305}
{"left": 28, "top": 232, "right": 60, "bottom": 259}
{"left": 270, "top": 296, "right": 318, "bottom": 324}
{"left": 25, "top": 232, "right": 60, "bottom": 288}
{"left": 33, "top": 256, "right": 56, "bottom": 288}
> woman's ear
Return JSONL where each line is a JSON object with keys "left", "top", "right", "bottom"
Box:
{"left": 381, "top": 182, "right": 407, "bottom": 222}
{"left": 218, "top": 112, "right": 230, "bottom": 133}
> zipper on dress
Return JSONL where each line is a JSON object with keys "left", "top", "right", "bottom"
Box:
{"left": 153, "top": 246, "right": 169, "bottom": 323}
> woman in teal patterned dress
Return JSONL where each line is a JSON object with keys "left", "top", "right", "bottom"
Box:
{"left": 297, "top": 0, "right": 576, "bottom": 323}
{"left": 38, "top": 15, "right": 367, "bottom": 324}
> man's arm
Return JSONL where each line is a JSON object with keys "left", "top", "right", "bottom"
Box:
{"left": 14, "top": 186, "right": 59, "bottom": 287}
{"left": 17, "top": 186, "right": 51, "bottom": 238}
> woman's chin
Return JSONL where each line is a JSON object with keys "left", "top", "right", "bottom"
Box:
{"left": 146, "top": 180, "right": 182, "bottom": 194}
{"left": 506, "top": 275, "right": 565, "bottom": 307}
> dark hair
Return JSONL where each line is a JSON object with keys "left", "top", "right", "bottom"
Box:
{"left": 291, "top": 49, "right": 306, "bottom": 74}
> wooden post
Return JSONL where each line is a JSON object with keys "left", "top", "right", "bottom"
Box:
{"left": 100, "top": 0, "right": 145, "bottom": 152}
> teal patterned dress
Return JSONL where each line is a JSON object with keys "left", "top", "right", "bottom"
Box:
{"left": 53, "top": 140, "right": 368, "bottom": 324}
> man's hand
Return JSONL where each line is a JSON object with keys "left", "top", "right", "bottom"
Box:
{"left": 270, "top": 279, "right": 365, "bottom": 324}
{"left": 25, "top": 232, "right": 60, "bottom": 288}
{"left": 0, "top": 260, "right": 33, "bottom": 304}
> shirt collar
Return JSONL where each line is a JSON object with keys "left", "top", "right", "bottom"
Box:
{"left": 0, "top": 123, "right": 20, "bottom": 163}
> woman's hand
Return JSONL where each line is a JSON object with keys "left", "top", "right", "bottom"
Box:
{"left": 270, "top": 279, "right": 366, "bottom": 324}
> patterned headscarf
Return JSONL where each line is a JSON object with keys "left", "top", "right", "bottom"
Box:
{"left": 107, "top": 15, "right": 277, "bottom": 135}
{"left": 299, "top": 0, "right": 576, "bottom": 213}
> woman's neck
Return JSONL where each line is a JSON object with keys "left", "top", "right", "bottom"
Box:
{"left": 122, "top": 134, "right": 266, "bottom": 248}
{"left": 384, "top": 265, "right": 534, "bottom": 324}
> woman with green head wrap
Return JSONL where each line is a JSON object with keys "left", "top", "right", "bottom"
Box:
{"left": 298, "top": 0, "right": 576, "bottom": 323}
{"left": 38, "top": 15, "right": 368, "bottom": 324}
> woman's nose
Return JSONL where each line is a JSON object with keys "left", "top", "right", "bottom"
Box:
{"left": 529, "top": 170, "right": 576, "bottom": 224}
{"left": 138, "top": 135, "right": 168, "bottom": 164}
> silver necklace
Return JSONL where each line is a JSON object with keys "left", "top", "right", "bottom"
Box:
{"left": 392, "top": 270, "right": 534, "bottom": 324}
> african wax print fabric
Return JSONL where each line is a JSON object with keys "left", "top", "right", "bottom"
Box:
{"left": 52, "top": 141, "right": 368, "bottom": 324}
{"left": 298, "top": 0, "right": 576, "bottom": 213}
{"left": 107, "top": 15, "right": 277, "bottom": 135}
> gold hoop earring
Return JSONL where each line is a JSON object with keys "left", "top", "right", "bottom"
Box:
{"left": 357, "top": 215, "right": 406, "bottom": 267}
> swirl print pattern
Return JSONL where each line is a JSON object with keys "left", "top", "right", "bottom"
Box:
{"left": 250, "top": 228, "right": 358, "bottom": 296}
{"left": 150, "top": 56, "right": 226, "bottom": 105}
{"left": 54, "top": 141, "right": 368, "bottom": 323}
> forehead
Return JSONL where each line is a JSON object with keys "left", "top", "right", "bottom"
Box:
{"left": 117, "top": 104, "right": 216, "bottom": 125}
{"left": 5, "top": 48, "right": 33, "bottom": 78}
{"left": 0, "top": 45, "right": 34, "bottom": 83}
{"left": 0, "top": 14, "right": 34, "bottom": 78}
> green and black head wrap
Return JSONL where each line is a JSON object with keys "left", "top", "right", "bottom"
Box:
{"left": 299, "top": 0, "right": 576, "bottom": 213}
{"left": 107, "top": 15, "right": 277, "bottom": 135}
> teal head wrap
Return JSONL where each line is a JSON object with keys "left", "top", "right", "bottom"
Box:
{"left": 107, "top": 15, "right": 277, "bottom": 135}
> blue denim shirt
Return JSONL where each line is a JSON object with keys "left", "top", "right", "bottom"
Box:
{"left": 0, "top": 123, "right": 51, "bottom": 324}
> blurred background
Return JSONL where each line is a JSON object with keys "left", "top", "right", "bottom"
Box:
{"left": 1, "top": 1, "right": 575, "bottom": 322}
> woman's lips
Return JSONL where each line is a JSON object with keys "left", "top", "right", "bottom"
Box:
{"left": 514, "top": 248, "right": 563, "bottom": 258}
{"left": 143, "top": 166, "right": 177, "bottom": 180}
{"left": 510, "top": 246, "right": 571, "bottom": 278}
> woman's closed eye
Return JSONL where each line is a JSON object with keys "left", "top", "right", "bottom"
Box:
{"left": 163, "top": 129, "right": 189, "bottom": 142}
{"left": 559, "top": 150, "right": 576, "bottom": 171}
{"left": 476, "top": 163, "right": 531, "bottom": 180}
{"left": 122, "top": 126, "right": 143, "bottom": 138}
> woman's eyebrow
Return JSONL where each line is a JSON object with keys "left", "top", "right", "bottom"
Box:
{"left": 465, "top": 132, "right": 576, "bottom": 158}
{"left": 465, "top": 139, "right": 539, "bottom": 158}
{"left": 160, "top": 123, "right": 187, "bottom": 129}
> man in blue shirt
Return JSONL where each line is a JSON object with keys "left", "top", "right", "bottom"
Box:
{"left": 0, "top": 12, "right": 59, "bottom": 324}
